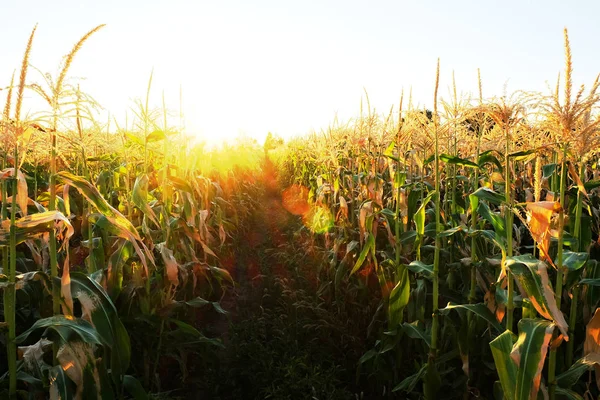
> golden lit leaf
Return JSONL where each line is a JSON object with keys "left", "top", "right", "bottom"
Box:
{"left": 56, "top": 342, "right": 100, "bottom": 399}
{"left": 337, "top": 196, "right": 348, "bottom": 221}
{"left": 61, "top": 250, "right": 73, "bottom": 317}
{"left": 0, "top": 168, "right": 28, "bottom": 216}
{"left": 584, "top": 308, "right": 600, "bottom": 390}
{"left": 526, "top": 201, "right": 561, "bottom": 261}
{"left": 568, "top": 162, "right": 588, "bottom": 198}
{"left": 158, "top": 243, "right": 179, "bottom": 287}
{"left": 585, "top": 308, "right": 600, "bottom": 355}
{"left": 491, "top": 172, "right": 504, "bottom": 183}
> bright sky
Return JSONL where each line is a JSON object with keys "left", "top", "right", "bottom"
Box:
{"left": 1, "top": 0, "right": 599, "bottom": 146}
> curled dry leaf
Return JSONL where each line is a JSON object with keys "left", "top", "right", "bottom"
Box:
{"left": 526, "top": 201, "right": 561, "bottom": 263}
{"left": 158, "top": 242, "right": 180, "bottom": 287}
{"left": 0, "top": 167, "right": 28, "bottom": 216}
{"left": 584, "top": 308, "right": 600, "bottom": 389}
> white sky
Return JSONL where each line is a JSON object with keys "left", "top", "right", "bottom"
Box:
{"left": 1, "top": 0, "right": 599, "bottom": 146}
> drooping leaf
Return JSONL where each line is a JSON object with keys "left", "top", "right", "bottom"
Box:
{"left": 0, "top": 210, "right": 74, "bottom": 246}
{"left": 509, "top": 149, "right": 536, "bottom": 161}
{"left": 58, "top": 171, "right": 154, "bottom": 275}
{"left": 392, "top": 364, "right": 427, "bottom": 393}
{"left": 507, "top": 255, "right": 569, "bottom": 338}
{"left": 401, "top": 321, "right": 431, "bottom": 348}
{"left": 16, "top": 316, "right": 103, "bottom": 345}
{"left": 407, "top": 261, "right": 433, "bottom": 280}
{"left": 555, "top": 387, "right": 584, "bottom": 400}
{"left": 440, "top": 153, "right": 479, "bottom": 168}
{"left": 478, "top": 150, "right": 503, "bottom": 171}
{"left": 441, "top": 303, "right": 504, "bottom": 333}
{"left": 472, "top": 187, "right": 505, "bottom": 206}
{"left": 557, "top": 353, "right": 600, "bottom": 389}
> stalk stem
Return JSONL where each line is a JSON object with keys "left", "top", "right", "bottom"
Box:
{"left": 548, "top": 148, "right": 568, "bottom": 399}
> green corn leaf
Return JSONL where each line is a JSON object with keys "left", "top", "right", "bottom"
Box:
{"left": 107, "top": 240, "right": 133, "bottom": 299}
{"left": 506, "top": 255, "right": 569, "bottom": 338}
{"left": 350, "top": 233, "right": 374, "bottom": 275}
{"left": 392, "top": 364, "right": 427, "bottom": 393}
{"left": 555, "top": 387, "right": 584, "bottom": 400}
{"left": 579, "top": 278, "right": 600, "bottom": 286}
{"left": 58, "top": 171, "right": 154, "bottom": 274}
{"left": 584, "top": 179, "right": 600, "bottom": 191}
{"left": 478, "top": 150, "right": 503, "bottom": 171}
{"left": 556, "top": 353, "right": 600, "bottom": 389}
{"left": 415, "top": 190, "right": 436, "bottom": 236}
{"left": 441, "top": 303, "right": 504, "bottom": 333}
{"left": 490, "top": 330, "right": 517, "bottom": 400}
{"left": 384, "top": 140, "right": 399, "bottom": 162}
{"left": 388, "top": 267, "right": 410, "bottom": 328}
{"left": 16, "top": 316, "right": 103, "bottom": 345}
{"left": 132, "top": 174, "right": 159, "bottom": 226}
{"left": 559, "top": 251, "right": 589, "bottom": 271}
{"left": 543, "top": 164, "right": 557, "bottom": 179}
{"left": 477, "top": 202, "right": 506, "bottom": 240}
{"left": 512, "top": 319, "right": 555, "bottom": 400}
{"left": 123, "top": 375, "right": 148, "bottom": 400}
{"left": 168, "top": 175, "right": 194, "bottom": 194}
{"left": 407, "top": 261, "right": 433, "bottom": 280}
{"left": 472, "top": 187, "right": 506, "bottom": 206}
{"left": 440, "top": 153, "right": 479, "bottom": 168}
{"left": 401, "top": 321, "right": 431, "bottom": 348}
{"left": 58, "top": 171, "right": 140, "bottom": 240}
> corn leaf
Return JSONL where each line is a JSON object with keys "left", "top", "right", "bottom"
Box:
{"left": 132, "top": 174, "right": 159, "bottom": 226}
{"left": 511, "top": 319, "right": 555, "bottom": 400}
{"left": 49, "top": 364, "right": 74, "bottom": 400}
{"left": 440, "top": 153, "right": 479, "bottom": 168}
{"left": 441, "top": 303, "right": 504, "bottom": 333}
{"left": 16, "top": 316, "right": 103, "bottom": 345}
{"left": 472, "top": 187, "right": 505, "bottom": 206}
{"left": 557, "top": 353, "right": 600, "bottom": 389}
{"left": 68, "top": 272, "right": 131, "bottom": 385}
{"left": 401, "top": 321, "right": 431, "bottom": 348}
{"left": 507, "top": 255, "right": 569, "bottom": 338}
{"left": 123, "top": 375, "right": 148, "bottom": 400}
{"left": 388, "top": 267, "right": 410, "bottom": 328}
{"left": 350, "top": 233, "right": 374, "bottom": 275}
{"left": 490, "top": 330, "right": 517, "bottom": 400}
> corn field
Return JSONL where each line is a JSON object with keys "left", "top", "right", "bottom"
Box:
{"left": 2, "top": 24, "right": 600, "bottom": 400}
